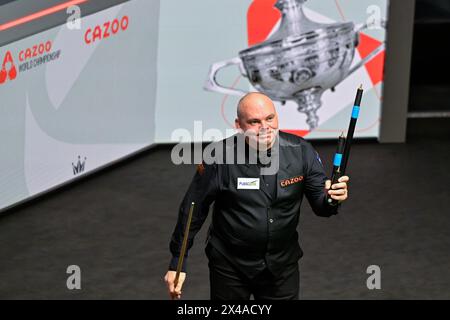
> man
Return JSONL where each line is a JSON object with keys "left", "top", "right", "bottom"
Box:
{"left": 164, "top": 92, "right": 349, "bottom": 300}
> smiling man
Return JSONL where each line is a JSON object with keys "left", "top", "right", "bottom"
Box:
{"left": 165, "top": 92, "right": 349, "bottom": 300}
{"left": 235, "top": 92, "right": 279, "bottom": 149}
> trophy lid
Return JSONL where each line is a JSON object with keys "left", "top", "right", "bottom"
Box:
{"left": 240, "top": 0, "right": 354, "bottom": 58}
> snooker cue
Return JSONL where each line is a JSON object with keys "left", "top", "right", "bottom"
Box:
{"left": 174, "top": 202, "right": 195, "bottom": 290}
{"left": 327, "top": 85, "right": 363, "bottom": 206}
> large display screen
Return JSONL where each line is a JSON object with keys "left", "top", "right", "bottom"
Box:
{"left": 155, "top": 0, "right": 388, "bottom": 141}
{"left": 0, "top": 0, "right": 158, "bottom": 211}
{"left": 0, "top": 0, "right": 389, "bottom": 212}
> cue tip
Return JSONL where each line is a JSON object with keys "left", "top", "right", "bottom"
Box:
{"left": 359, "top": 84, "right": 363, "bottom": 90}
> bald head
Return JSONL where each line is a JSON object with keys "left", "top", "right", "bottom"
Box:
{"left": 237, "top": 92, "right": 275, "bottom": 119}
{"left": 235, "top": 92, "right": 279, "bottom": 147}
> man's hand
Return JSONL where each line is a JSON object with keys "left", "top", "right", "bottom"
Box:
{"left": 325, "top": 175, "right": 349, "bottom": 202}
{"left": 164, "top": 270, "right": 186, "bottom": 300}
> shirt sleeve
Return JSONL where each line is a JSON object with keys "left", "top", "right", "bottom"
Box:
{"left": 168, "top": 162, "right": 219, "bottom": 272}
{"left": 302, "top": 142, "right": 339, "bottom": 217}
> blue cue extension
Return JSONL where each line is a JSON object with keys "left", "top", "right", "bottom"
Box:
{"left": 351, "top": 105, "right": 360, "bottom": 119}
{"left": 327, "top": 133, "right": 345, "bottom": 205}
{"left": 327, "top": 85, "right": 363, "bottom": 206}
{"left": 333, "top": 152, "right": 343, "bottom": 167}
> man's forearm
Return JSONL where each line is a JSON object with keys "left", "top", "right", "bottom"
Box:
{"left": 311, "top": 192, "right": 339, "bottom": 217}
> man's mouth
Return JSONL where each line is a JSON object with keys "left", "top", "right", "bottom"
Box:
{"left": 258, "top": 131, "right": 272, "bottom": 137}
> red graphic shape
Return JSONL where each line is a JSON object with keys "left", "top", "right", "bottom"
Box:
{"left": 247, "top": 0, "right": 280, "bottom": 46}
{"left": 0, "top": 51, "right": 17, "bottom": 84}
{"left": 0, "top": 0, "right": 88, "bottom": 32}
{"left": 282, "top": 129, "right": 310, "bottom": 137}
{"left": 356, "top": 33, "right": 385, "bottom": 85}
{"left": 0, "top": 70, "right": 6, "bottom": 83}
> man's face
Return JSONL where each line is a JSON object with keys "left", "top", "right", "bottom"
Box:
{"left": 235, "top": 94, "right": 279, "bottom": 148}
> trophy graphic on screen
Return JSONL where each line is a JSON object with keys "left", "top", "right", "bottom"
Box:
{"left": 204, "top": 0, "right": 385, "bottom": 130}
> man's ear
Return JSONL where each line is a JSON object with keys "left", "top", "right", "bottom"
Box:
{"left": 235, "top": 118, "right": 240, "bottom": 129}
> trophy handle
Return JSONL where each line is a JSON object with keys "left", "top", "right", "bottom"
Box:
{"left": 204, "top": 57, "right": 248, "bottom": 96}
{"left": 344, "top": 19, "right": 387, "bottom": 80}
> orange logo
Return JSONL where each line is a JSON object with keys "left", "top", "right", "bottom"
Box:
{"left": 19, "top": 41, "right": 52, "bottom": 62}
{"left": 84, "top": 16, "right": 129, "bottom": 45}
{"left": 280, "top": 175, "right": 304, "bottom": 188}
{"left": 0, "top": 51, "right": 17, "bottom": 84}
{"left": 196, "top": 163, "right": 205, "bottom": 175}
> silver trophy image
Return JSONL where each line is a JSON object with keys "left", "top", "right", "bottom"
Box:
{"left": 204, "top": 0, "right": 385, "bottom": 129}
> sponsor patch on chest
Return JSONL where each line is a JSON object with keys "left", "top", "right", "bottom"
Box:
{"left": 280, "top": 175, "right": 304, "bottom": 187}
{"left": 237, "top": 178, "right": 260, "bottom": 190}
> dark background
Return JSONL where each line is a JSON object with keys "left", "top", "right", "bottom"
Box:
{"left": 409, "top": 0, "right": 450, "bottom": 112}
